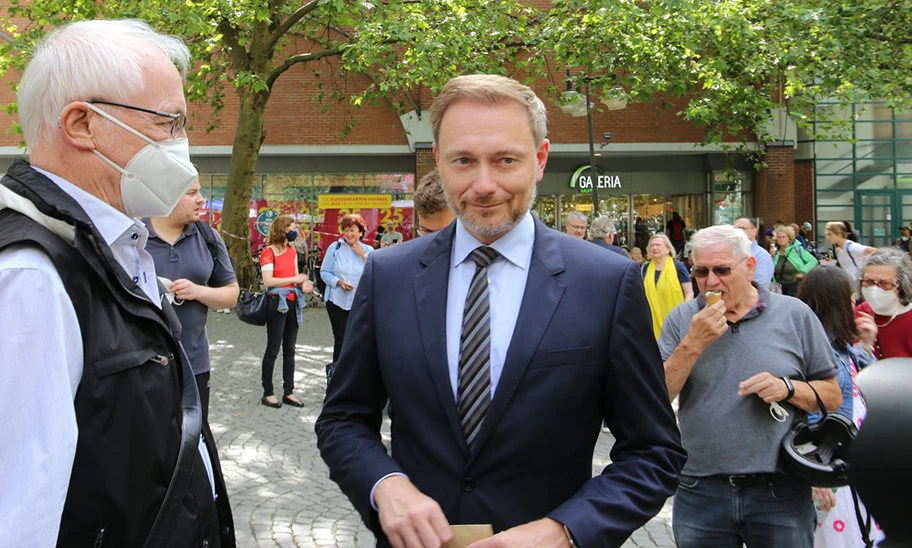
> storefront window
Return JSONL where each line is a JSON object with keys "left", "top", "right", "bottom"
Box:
{"left": 711, "top": 171, "right": 750, "bottom": 225}
{"left": 813, "top": 102, "right": 912, "bottom": 243}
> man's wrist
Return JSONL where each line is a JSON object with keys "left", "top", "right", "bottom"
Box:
{"left": 563, "top": 524, "right": 579, "bottom": 548}
{"left": 780, "top": 376, "right": 795, "bottom": 402}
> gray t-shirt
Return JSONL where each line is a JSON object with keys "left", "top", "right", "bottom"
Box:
{"left": 145, "top": 222, "right": 237, "bottom": 375}
{"left": 658, "top": 289, "right": 837, "bottom": 476}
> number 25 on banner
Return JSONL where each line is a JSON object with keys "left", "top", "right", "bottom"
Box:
{"left": 379, "top": 208, "right": 404, "bottom": 225}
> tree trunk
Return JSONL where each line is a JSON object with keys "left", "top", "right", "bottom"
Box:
{"left": 221, "top": 87, "right": 269, "bottom": 289}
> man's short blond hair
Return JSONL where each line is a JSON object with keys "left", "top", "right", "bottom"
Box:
{"left": 430, "top": 74, "right": 548, "bottom": 146}
{"left": 413, "top": 169, "right": 449, "bottom": 218}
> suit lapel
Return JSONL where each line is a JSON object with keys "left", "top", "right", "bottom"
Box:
{"left": 469, "top": 219, "right": 566, "bottom": 461}
{"left": 414, "top": 224, "right": 467, "bottom": 454}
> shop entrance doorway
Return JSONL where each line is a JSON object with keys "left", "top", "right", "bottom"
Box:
{"left": 532, "top": 193, "right": 704, "bottom": 252}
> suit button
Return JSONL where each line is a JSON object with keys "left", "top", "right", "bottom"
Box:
{"left": 462, "top": 478, "right": 474, "bottom": 492}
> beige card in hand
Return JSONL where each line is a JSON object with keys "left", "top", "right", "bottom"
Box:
{"left": 448, "top": 524, "right": 494, "bottom": 548}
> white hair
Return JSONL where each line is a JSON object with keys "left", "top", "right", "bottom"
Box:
{"left": 689, "top": 224, "right": 752, "bottom": 260}
{"left": 18, "top": 19, "right": 190, "bottom": 147}
{"left": 566, "top": 211, "right": 588, "bottom": 225}
{"left": 589, "top": 216, "right": 616, "bottom": 239}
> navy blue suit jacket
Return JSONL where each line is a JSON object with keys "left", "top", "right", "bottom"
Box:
{"left": 316, "top": 217, "right": 685, "bottom": 547}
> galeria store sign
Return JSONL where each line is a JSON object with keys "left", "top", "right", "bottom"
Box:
{"left": 569, "top": 166, "right": 622, "bottom": 193}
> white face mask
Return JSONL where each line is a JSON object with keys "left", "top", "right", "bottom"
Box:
{"left": 87, "top": 104, "right": 198, "bottom": 218}
{"left": 861, "top": 285, "right": 912, "bottom": 316}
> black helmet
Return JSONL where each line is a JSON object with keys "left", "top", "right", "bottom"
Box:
{"left": 850, "top": 358, "right": 912, "bottom": 546}
{"left": 780, "top": 403, "right": 857, "bottom": 488}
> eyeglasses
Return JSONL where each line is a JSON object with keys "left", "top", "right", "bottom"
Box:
{"left": 691, "top": 257, "right": 748, "bottom": 279}
{"left": 89, "top": 100, "right": 187, "bottom": 138}
{"left": 860, "top": 278, "right": 899, "bottom": 291}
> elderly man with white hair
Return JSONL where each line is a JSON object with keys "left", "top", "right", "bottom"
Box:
{"left": 659, "top": 225, "right": 840, "bottom": 548}
{"left": 0, "top": 20, "right": 235, "bottom": 546}
{"left": 564, "top": 210, "right": 588, "bottom": 238}
{"left": 589, "top": 216, "right": 630, "bottom": 258}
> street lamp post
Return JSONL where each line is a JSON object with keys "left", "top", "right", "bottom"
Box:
{"left": 584, "top": 78, "right": 599, "bottom": 217}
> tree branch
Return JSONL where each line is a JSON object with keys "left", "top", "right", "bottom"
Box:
{"left": 267, "top": 1, "right": 322, "bottom": 51}
{"left": 266, "top": 48, "right": 345, "bottom": 88}
{"left": 218, "top": 18, "right": 251, "bottom": 72}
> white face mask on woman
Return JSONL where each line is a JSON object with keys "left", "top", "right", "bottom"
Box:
{"left": 861, "top": 286, "right": 912, "bottom": 316}
{"left": 87, "top": 103, "right": 198, "bottom": 218}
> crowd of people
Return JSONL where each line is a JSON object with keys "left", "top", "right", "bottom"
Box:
{"left": 3, "top": 17, "right": 912, "bottom": 548}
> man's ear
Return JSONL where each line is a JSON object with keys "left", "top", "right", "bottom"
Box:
{"left": 58, "top": 102, "right": 98, "bottom": 151}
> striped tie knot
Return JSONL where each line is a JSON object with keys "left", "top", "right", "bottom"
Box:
{"left": 470, "top": 246, "right": 499, "bottom": 268}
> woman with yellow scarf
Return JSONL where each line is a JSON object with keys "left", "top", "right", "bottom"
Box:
{"left": 643, "top": 233, "right": 694, "bottom": 338}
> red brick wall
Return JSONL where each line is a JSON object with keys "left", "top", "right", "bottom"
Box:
{"left": 0, "top": 53, "right": 738, "bottom": 149}
{"left": 415, "top": 147, "right": 435, "bottom": 182}
{"left": 794, "top": 160, "right": 816, "bottom": 238}
{"left": 754, "top": 145, "right": 796, "bottom": 229}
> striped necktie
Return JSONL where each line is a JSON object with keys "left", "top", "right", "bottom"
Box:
{"left": 458, "top": 246, "right": 500, "bottom": 453}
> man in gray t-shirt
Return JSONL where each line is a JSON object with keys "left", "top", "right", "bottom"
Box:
{"left": 660, "top": 225, "right": 840, "bottom": 548}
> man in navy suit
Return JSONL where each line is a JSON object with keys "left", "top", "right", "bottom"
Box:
{"left": 316, "top": 74, "right": 685, "bottom": 548}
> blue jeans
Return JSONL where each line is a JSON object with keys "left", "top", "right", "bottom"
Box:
{"left": 673, "top": 474, "right": 815, "bottom": 548}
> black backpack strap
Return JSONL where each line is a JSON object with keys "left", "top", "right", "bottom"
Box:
{"left": 845, "top": 241, "right": 858, "bottom": 268}
{"left": 194, "top": 220, "right": 220, "bottom": 284}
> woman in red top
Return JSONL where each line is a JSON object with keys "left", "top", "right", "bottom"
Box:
{"left": 855, "top": 248, "right": 912, "bottom": 359}
{"left": 260, "top": 216, "right": 312, "bottom": 408}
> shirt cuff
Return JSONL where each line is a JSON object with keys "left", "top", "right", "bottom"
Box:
{"left": 370, "top": 472, "right": 409, "bottom": 511}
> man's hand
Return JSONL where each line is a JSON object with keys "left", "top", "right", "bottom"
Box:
{"left": 738, "top": 372, "right": 789, "bottom": 403}
{"left": 170, "top": 278, "right": 203, "bottom": 302}
{"left": 685, "top": 301, "right": 728, "bottom": 350}
{"left": 468, "top": 519, "right": 570, "bottom": 548}
{"left": 375, "top": 476, "right": 452, "bottom": 548}
{"left": 855, "top": 312, "right": 878, "bottom": 352}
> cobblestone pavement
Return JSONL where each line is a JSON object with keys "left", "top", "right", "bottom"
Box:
{"left": 206, "top": 308, "right": 675, "bottom": 548}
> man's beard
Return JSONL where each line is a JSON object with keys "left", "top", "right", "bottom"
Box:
{"left": 447, "top": 185, "right": 537, "bottom": 239}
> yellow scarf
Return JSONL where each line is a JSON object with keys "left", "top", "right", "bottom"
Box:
{"left": 643, "top": 259, "right": 685, "bottom": 339}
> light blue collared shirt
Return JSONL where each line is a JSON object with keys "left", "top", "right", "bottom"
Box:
{"left": 445, "top": 212, "right": 534, "bottom": 400}
{"left": 320, "top": 237, "right": 373, "bottom": 311}
{"left": 751, "top": 240, "right": 774, "bottom": 290}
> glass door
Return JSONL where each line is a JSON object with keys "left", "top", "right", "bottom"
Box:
{"left": 599, "top": 195, "right": 631, "bottom": 247}
{"left": 857, "top": 190, "right": 894, "bottom": 247}
{"left": 902, "top": 191, "right": 912, "bottom": 232}
{"left": 532, "top": 195, "right": 557, "bottom": 229}
{"left": 633, "top": 195, "right": 669, "bottom": 252}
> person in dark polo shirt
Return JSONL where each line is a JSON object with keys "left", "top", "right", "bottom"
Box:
{"left": 146, "top": 178, "right": 239, "bottom": 420}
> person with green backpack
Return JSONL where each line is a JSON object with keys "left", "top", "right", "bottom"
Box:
{"left": 771, "top": 225, "right": 818, "bottom": 297}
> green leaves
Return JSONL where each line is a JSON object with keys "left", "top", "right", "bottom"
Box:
{"left": 0, "top": 0, "right": 908, "bottom": 150}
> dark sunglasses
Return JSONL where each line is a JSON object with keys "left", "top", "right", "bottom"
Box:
{"left": 691, "top": 257, "right": 747, "bottom": 279}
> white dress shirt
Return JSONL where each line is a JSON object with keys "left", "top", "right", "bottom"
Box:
{"left": 370, "top": 212, "right": 534, "bottom": 509}
{"left": 0, "top": 167, "right": 213, "bottom": 546}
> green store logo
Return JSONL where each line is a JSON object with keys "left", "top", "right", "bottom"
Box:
{"left": 570, "top": 166, "right": 622, "bottom": 193}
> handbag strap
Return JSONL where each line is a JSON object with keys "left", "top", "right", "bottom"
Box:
{"left": 142, "top": 318, "right": 203, "bottom": 547}
{"left": 801, "top": 379, "right": 829, "bottom": 419}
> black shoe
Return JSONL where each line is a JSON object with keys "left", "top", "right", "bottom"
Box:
{"left": 282, "top": 395, "right": 305, "bottom": 408}
{"left": 261, "top": 396, "right": 282, "bottom": 408}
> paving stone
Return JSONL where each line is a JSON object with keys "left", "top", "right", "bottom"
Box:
{"left": 208, "top": 310, "right": 673, "bottom": 547}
